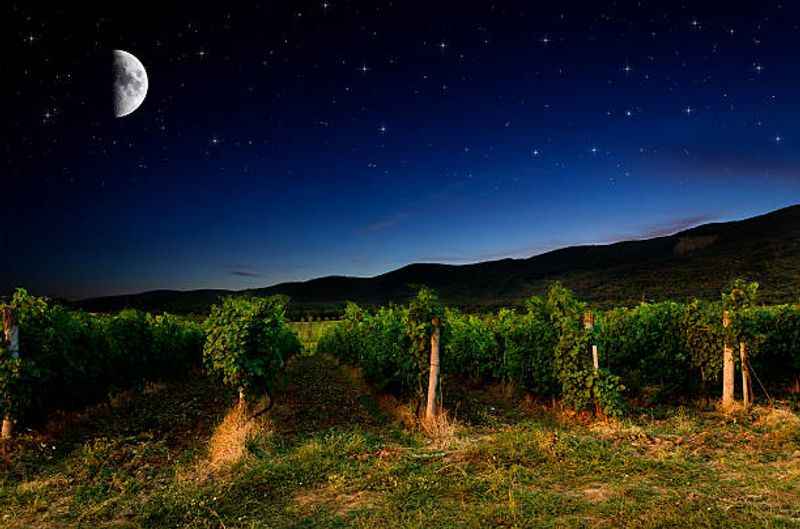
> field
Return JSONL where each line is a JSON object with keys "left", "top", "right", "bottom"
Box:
{"left": 2, "top": 286, "right": 800, "bottom": 528}
{"left": 1, "top": 354, "right": 799, "bottom": 528}
{"left": 289, "top": 320, "right": 341, "bottom": 352}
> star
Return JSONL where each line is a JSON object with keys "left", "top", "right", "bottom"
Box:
{"left": 439, "top": 41, "right": 447, "bottom": 50}
{"left": 532, "top": 148, "right": 540, "bottom": 157}
{"left": 623, "top": 63, "right": 633, "bottom": 74}
{"left": 684, "top": 106, "right": 694, "bottom": 115}
{"left": 541, "top": 35, "right": 551, "bottom": 45}
{"left": 378, "top": 124, "right": 387, "bottom": 134}
{"left": 775, "top": 135, "right": 783, "bottom": 143}
{"left": 359, "top": 64, "right": 370, "bottom": 74}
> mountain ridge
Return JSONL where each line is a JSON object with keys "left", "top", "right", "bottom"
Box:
{"left": 75, "top": 204, "right": 800, "bottom": 314}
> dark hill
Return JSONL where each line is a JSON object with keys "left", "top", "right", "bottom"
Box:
{"left": 76, "top": 204, "right": 800, "bottom": 313}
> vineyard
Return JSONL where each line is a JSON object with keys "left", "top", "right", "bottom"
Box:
{"left": 1, "top": 283, "right": 799, "bottom": 527}
{"left": 0, "top": 290, "right": 301, "bottom": 436}
{"left": 317, "top": 282, "right": 800, "bottom": 417}
{"left": 2, "top": 281, "right": 800, "bottom": 433}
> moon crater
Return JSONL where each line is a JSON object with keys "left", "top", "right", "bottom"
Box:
{"left": 113, "top": 50, "right": 148, "bottom": 118}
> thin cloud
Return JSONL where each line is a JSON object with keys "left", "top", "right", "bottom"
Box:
{"left": 229, "top": 266, "right": 263, "bottom": 278}
{"left": 413, "top": 242, "right": 562, "bottom": 265}
{"left": 361, "top": 212, "right": 411, "bottom": 233}
{"left": 630, "top": 214, "right": 718, "bottom": 239}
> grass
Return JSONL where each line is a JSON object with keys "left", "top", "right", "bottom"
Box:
{"left": 1, "top": 355, "right": 799, "bottom": 528}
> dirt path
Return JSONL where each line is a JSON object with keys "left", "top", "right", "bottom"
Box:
{"left": 269, "top": 355, "right": 387, "bottom": 438}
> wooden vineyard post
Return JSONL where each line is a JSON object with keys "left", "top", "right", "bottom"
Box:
{"left": 583, "top": 310, "right": 602, "bottom": 417}
{"left": 425, "top": 317, "right": 441, "bottom": 421}
{"left": 2, "top": 307, "right": 19, "bottom": 440}
{"left": 740, "top": 342, "right": 752, "bottom": 408}
{"left": 583, "top": 311, "right": 599, "bottom": 371}
{"left": 238, "top": 387, "right": 246, "bottom": 410}
{"left": 722, "top": 311, "right": 735, "bottom": 410}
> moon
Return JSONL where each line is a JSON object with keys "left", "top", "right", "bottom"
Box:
{"left": 113, "top": 50, "right": 148, "bottom": 118}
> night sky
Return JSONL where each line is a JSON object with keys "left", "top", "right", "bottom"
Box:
{"left": 5, "top": 1, "right": 800, "bottom": 300}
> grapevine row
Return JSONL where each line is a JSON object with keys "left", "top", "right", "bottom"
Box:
{"left": 319, "top": 282, "right": 800, "bottom": 417}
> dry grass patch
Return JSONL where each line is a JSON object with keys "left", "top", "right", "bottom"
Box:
{"left": 294, "top": 486, "right": 382, "bottom": 516}
{"left": 420, "top": 410, "right": 460, "bottom": 448}
{"left": 15, "top": 475, "right": 70, "bottom": 494}
{"left": 207, "top": 403, "right": 269, "bottom": 469}
{"left": 754, "top": 406, "right": 800, "bottom": 433}
{"left": 181, "top": 401, "right": 272, "bottom": 481}
{"left": 581, "top": 482, "right": 614, "bottom": 503}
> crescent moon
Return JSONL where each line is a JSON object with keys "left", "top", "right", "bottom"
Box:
{"left": 113, "top": 50, "right": 148, "bottom": 118}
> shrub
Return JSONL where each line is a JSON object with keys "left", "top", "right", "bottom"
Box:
{"left": 319, "top": 290, "right": 444, "bottom": 401}
{"left": 361, "top": 305, "right": 414, "bottom": 394}
{"left": 0, "top": 341, "right": 25, "bottom": 418}
{"left": 598, "top": 302, "right": 691, "bottom": 401}
{"left": 444, "top": 308, "right": 498, "bottom": 381}
{"left": 203, "top": 296, "right": 300, "bottom": 402}
{"left": 733, "top": 304, "right": 800, "bottom": 388}
{"left": 491, "top": 300, "right": 557, "bottom": 395}
{"left": 0, "top": 289, "right": 204, "bottom": 422}
{"left": 547, "top": 283, "right": 626, "bottom": 417}
{"left": 682, "top": 300, "right": 724, "bottom": 390}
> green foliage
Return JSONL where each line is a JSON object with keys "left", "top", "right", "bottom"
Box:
{"left": 311, "top": 279, "right": 800, "bottom": 416}
{"left": 288, "top": 319, "right": 340, "bottom": 353}
{"left": 0, "top": 289, "right": 204, "bottom": 421}
{"left": 722, "top": 279, "right": 759, "bottom": 312}
{"left": 723, "top": 279, "right": 760, "bottom": 345}
{"left": 319, "top": 290, "right": 443, "bottom": 400}
{"left": 598, "top": 302, "right": 691, "bottom": 401}
{"left": 320, "top": 285, "right": 628, "bottom": 415}
{"left": 730, "top": 304, "right": 800, "bottom": 385}
{"left": 683, "top": 300, "right": 725, "bottom": 387}
{"left": 589, "top": 369, "right": 627, "bottom": 418}
{"left": 491, "top": 300, "right": 557, "bottom": 395}
{"left": 5, "top": 275, "right": 800, "bottom": 433}
{"left": 149, "top": 313, "right": 206, "bottom": 378}
{"left": 361, "top": 305, "right": 415, "bottom": 394}
{"left": 320, "top": 302, "right": 416, "bottom": 395}
{"left": 545, "top": 283, "right": 626, "bottom": 416}
{"left": 202, "top": 296, "right": 301, "bottom": 397}
{"left": 0, "top": 341, "right": 25, "bottom": 417}
{"left": 406, "top": 287, "right": 445, "bottom": 372}
{"left": 323, "top": 288, "right": 447, "bottom": 400}
{"left": 444, "top": 308, "right": 498, "bottom": 381}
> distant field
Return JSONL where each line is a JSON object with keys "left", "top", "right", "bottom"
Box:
{"left": 289, "top": 320, "right": 341, "bottom": 352}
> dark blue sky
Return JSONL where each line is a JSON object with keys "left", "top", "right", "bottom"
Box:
{"left": 4, "top": 1, "right": 800, "bottom": 299}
